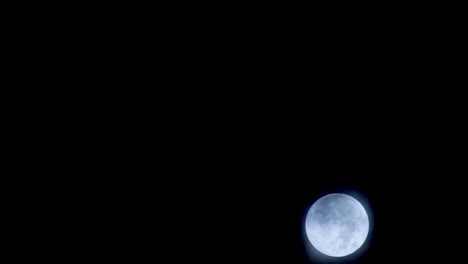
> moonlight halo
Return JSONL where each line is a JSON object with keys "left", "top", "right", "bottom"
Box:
{"left": 305, "top": 193, "right": 370, "bottom": 257}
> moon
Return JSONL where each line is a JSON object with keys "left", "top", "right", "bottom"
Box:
{"left": 305, "top": 193, "right": 370, "bottom": 257}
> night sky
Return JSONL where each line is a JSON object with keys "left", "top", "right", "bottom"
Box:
{"left": 160, "top": 121, "right": 463, "bottom": 263}
{"left": 111, "top": 99, "right": 464, "bottom": 263}
{"left": 29, "top": 5, "right": 464, "bottom": 262}
{"left": 189, "top": 150, "right": 460, "bottom": 263}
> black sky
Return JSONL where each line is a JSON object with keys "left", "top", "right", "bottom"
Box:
{"left": 75, "top": 97, "right": 466, "bottom": 264}
{"left": 161, "top": 123, "right": 464, "bottom": 263}
{"left": 106, "top": 94, "right": 466, "bottom": 263}
{"left": 23, "top": 5, "right": 466, "bottom": 262}
{"left": 195, "top": 154, "right": 459, "bottom": 263}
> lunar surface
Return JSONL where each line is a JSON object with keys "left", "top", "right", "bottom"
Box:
{"left": 305, "top": 193, "right": 369, "bottom": 257}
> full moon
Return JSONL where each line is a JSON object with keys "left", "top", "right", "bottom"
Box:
{"left": 305, "top": 193, "right": 370, "bottom": 257}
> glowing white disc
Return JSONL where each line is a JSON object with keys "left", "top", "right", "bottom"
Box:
{"left": 305, "top": 193, "right": 369, "bottom": 257}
